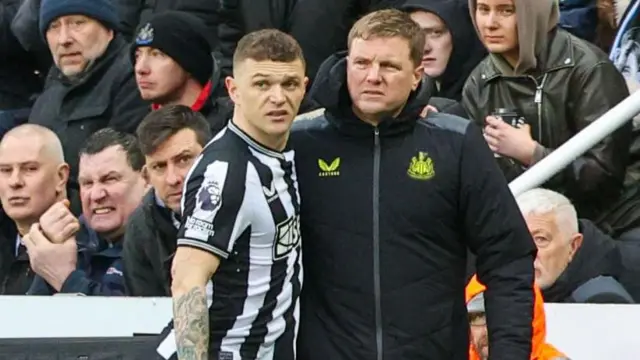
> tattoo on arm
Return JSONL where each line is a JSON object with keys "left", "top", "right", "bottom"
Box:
{"left": 173, "top": 287, "right": 209, "bottom": 360}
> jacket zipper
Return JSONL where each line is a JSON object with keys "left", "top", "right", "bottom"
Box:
{"left": 373, "top": 127, "right": 383, "bottom": 360}
{"left": 528, "top": 73, "right": 548, "bottom": 143}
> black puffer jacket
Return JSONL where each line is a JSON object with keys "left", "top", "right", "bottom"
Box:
{"left": 291, "top": 52, "right": 536, "bottom": 360}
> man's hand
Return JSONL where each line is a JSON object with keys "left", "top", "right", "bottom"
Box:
{"left": 484, "top": 116, "right": 538, "bottom": 165}
{"left": 24, "top": 224, "right": 77, "bottom": 291}
{"left": 421, "top": 105, "right": 439, "bottom": 117}
{"left": 39, "top": 199, "right": 80, "bottom": 244}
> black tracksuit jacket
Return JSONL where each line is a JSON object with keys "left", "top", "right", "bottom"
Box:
{"left": 289, "top": 53, "right": 537, "bottom": 360}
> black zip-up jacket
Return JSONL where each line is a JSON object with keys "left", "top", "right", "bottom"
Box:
{"left": 122, "top": 190, "right": 177, "bottom": 296}
{"left": 290, "top": 53, "right": 537, "bottom": 360}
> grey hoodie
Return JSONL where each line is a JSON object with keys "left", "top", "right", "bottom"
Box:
{"left": 468, "top": 0, "right": 559, "bottom": 75}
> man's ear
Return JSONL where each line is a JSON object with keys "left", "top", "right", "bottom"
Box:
{"left": 225, "top": 76, "right": 239, "bottom": 104}
{"left": 412, "top": 65, "right": 424, "bottom": 90}
{"left": 141, "top": 165, "right": 149, "bottom": 183}
{"left": 55, "top": 163, "right": 70, "bottom": 194}
{"left": 567, "top": 233, "right": 584, "bottom": 262}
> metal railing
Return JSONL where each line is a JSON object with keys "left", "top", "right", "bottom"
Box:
{"left": 509, "top": 90, "right": 640, "bottom": 196}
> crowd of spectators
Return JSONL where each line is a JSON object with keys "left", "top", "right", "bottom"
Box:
{"left": 1, "top": 0, "right": 640, "bottom": 357}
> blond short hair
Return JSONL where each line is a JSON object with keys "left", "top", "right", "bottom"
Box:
{"left": 348, "top": 9, "right": 426, "bottom": 67}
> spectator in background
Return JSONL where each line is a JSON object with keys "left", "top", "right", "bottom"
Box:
{"left": 27, "top": 129, "right": 147, "bottom": 296}
{"left": 28, "top": 0, "right": 149, "bottom": 215}
{"left": 516, "top": 188, "right": 639, "bottom": 303}
{"left": 292, "top": 9, "right": 536, "bottom": 360}
{"left": 462, "top": 0, "right": 631, "bottom": 225}
{"left": 0, "top": 0, "right": 43, "bottom": 131}
{"left": 0, "top": 124, "right": 69, "bottom": 294}
{"left": 123, "top": 106, "right": 211, "bottom": 297}
{"left": 401, "top": 0, "right": 486, "bottom": 102}
{"left": 466, "top": 275, "right": 569, "bottom": 360}
{"left": 132, "top": 11, "right": 231, "bottom": 134}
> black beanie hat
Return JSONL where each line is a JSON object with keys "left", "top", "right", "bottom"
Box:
{"left": 131, "top": 11, "right": 213, "bottom": 86}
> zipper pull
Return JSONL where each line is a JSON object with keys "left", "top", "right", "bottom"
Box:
{"left": 374, "top": 127, "right": 379, "bottom": 136}
{"left": 534, "top": 88, "right": 542, "bottom": 104}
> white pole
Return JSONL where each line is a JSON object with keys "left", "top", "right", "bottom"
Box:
{"left": 509, "top": 90, "right": 640, "bottom": 197}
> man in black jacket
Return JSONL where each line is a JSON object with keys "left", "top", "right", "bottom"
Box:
{"left": 290, "top": 9, "right": 536, "bottom": 360}
{"left": 516, "top": 188, "right": 639, "bottom": 303}
{"left": 123, "top": 105, "right": 212, "bottom": 296}
{"left": 131, "top": 11, "right": 231, "bottom": 135}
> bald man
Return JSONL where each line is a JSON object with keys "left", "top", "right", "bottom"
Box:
{"left": 0, "top": 124, "right": 71, "bottom": 294}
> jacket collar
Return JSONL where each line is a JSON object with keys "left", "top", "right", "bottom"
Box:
{"left": 480, "top": 29, "right": 576, "bottom": 82}
{"left": 309, "top": 51, "right": 431, "bottom": 138}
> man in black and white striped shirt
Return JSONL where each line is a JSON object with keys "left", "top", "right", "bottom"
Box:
{"left": 159, "top": 29, "right": 308, "bottom": 360}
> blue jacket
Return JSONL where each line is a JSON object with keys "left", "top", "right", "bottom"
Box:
{"left": 27, "top": 217, "right": 125, "bottom": 296}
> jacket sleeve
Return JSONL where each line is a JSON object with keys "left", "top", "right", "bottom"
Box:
{"left": 122, "top": 210, "right": 167, "bottom": 296}
{"left": 108, "top": 66, "right": 149, "bottom": 134}
{"left": 459, "top": 123, "right": 537, "bottom": 360}
{"left": 461, "top": 72, "right": 484, "bottom": 126}
{"left": 59, "top": 269, "right": 126, "bottom": 296}
{"left": 533, "top": 61, "right": 631, "bottom": 214}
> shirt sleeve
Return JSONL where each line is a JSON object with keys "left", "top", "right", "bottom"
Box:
{"left": 177, "top": 158, "right": 250, "bottom": 259}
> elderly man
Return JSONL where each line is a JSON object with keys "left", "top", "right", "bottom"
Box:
{"left": 28, "top": 0, "right": 149, "bottom": 214}
{"left": 123, "top": 105, "right": 212, "bottom": 296}
{"left": 0, "top": 124, "right": 69, "bottom": 294}
{"left": 26, "top": 128, "right": 148, "bottom": 296}
{"left": 517, "top": 188, "right": 639, "bottom": 303}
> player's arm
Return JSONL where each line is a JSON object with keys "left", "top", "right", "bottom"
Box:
{"left": 171, "top": 159, "right": 249, "bottom": 360}
{"left": 171, "top": 247, "right": 219, "bottom": 360}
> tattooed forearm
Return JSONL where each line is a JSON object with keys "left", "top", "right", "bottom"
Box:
{"left": 173, "top": 287, "right": 209, "bottom": 360}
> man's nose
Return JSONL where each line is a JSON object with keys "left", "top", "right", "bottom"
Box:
{"left": 365, "top": 64, "right": 382, "bottom": 83}
{"left": 135, "top": 56, "right": 149, "bottom": 75}
{"left": 8, "top": 170, "right": 24, "bottom": 188}
{"left": 165, "top": 165, "right": 183, "bottom": 187}
{"left": 56, "top": 25, "right": 73, "bottom": 45}
{"left": 89, "top": 185, "right": 108, "bottom": 202}
{"left": 269, "top": 86, "right": 286, "bottom": 104}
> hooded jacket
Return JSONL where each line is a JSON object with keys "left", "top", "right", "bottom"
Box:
{"left": 466, "top": 276, "right": 569, "bottom": 360}
{"left": 291, "top": 52, "right": 537, "bottom": 360}
{"left": 462, "top": 0, "right": 631, "bottom": 222}
{"left": 543, "top": 219, "right": 638, "bottom": 303}
{"left": 401, "top": 0, "right": 486, "bottom": 101}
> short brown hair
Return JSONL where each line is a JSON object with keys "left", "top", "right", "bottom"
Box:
{"left": 232, "top": 29, "right": 305, "bottom": 74}
{"left": 136, "top": 105, "right": 212, "bottom": 156}
{"left": 348, "top": 9, "right": 425, "bottom": 67}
